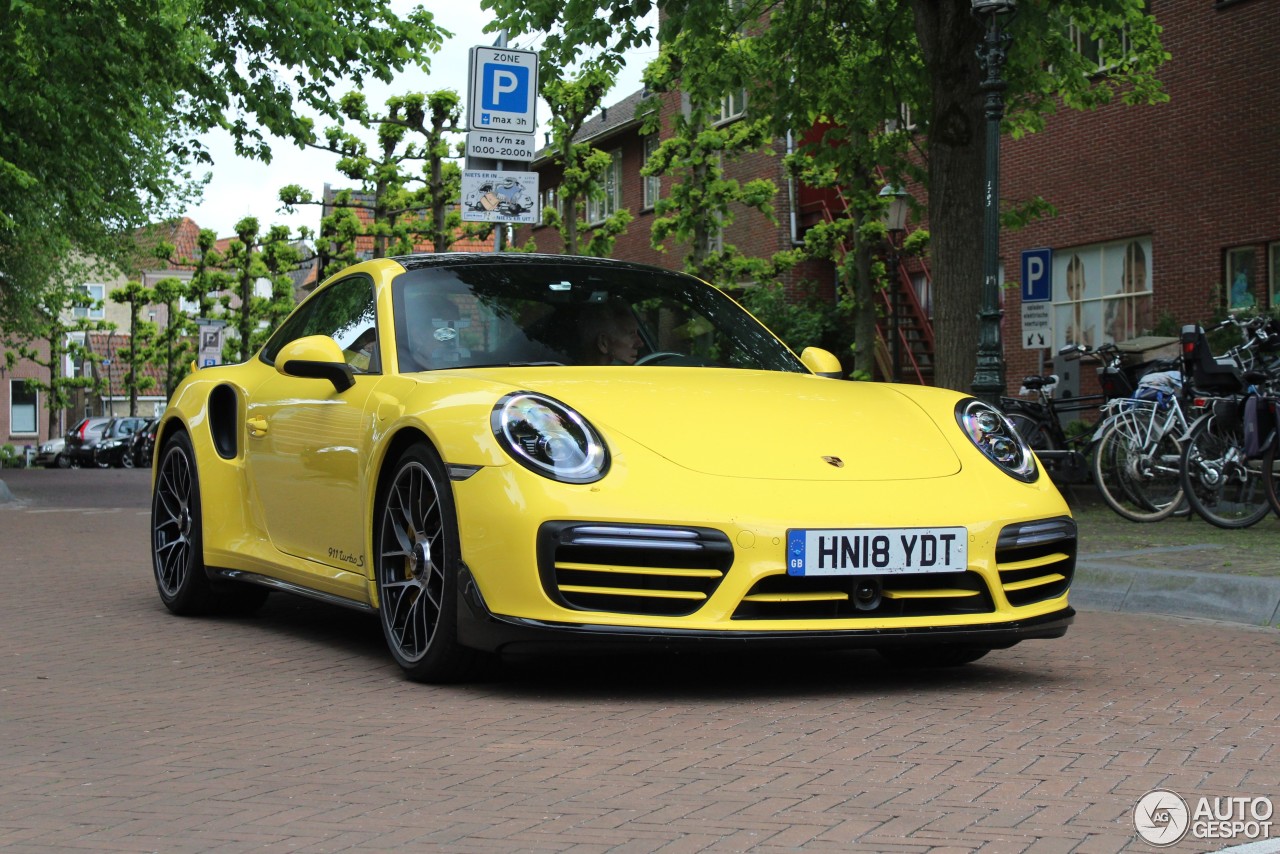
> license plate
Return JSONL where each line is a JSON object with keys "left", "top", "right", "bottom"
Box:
{"left": 786, "top": 527, "right": 967, "bottom": 576}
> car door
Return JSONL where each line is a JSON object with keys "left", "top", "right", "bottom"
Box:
{"left": 243, "top": 274, "right": 384, "bottom": 573}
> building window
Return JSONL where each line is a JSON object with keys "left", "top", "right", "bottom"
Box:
{"left": 642, "top": 135, "right": 661, "bottom": 210}
{"left": 72, "top": 284, "right": 105, "bottom": 319}
{"left": 887, "top": 104, "right": 917, "bottom": 133}
{"left": 1053, "top": 237, "right": 1154, "bottom": 349}
{"left": 10, "top": 380, "right": 37, "bottom": 435}
{"left": 717, "top": 89, "right": 747, "bottom": 124}
{"left": 539, "top": 186, "right": 564, "bottom": 225}
{"left": 1068, "top": 19, "right": 1133, "bottom": 71}
{"left": 587, "top": 150, "right": 622, "bottom": 225}
{"left": 1226, "top": 247, "right": 1256, "bottom": 309}
{"left": 1270, "top": 242, "right": 1280, "bottom": 308}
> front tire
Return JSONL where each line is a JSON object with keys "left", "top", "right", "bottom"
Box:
{"left": 374, "top": 444, "right": 480, "bottom": 683}
{"left": 152, "top": 431, "right": 267, "bottom": 615}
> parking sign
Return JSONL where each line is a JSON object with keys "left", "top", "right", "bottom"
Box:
{"left": 1021, "top": 247, "right": 1053, "bottom": 302}
{"left": 468, "top": 46, "right": 537, "bottom": 132}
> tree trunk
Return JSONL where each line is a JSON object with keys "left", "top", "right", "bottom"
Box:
{"left": 128, "top": 311, "right": 138, "bottom": 417}
{"left": 47, "top": 335, "right": 63, "bottom": 438}
{"left": 911, "top": 0, "right": 991, "bottom": 393}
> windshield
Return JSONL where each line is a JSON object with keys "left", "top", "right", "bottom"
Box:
{"left": 390, "top": 258, "right": 805, "bottom": 374}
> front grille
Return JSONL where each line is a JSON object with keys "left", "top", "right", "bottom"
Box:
{"left": 538, "top": 523, "right": 733, "bottom": 616}
{"left": 995, "top": 517, "right": 1076, "bottom": 607}
{"left": 731, "top": 571, "right": 994, "bottom": 620}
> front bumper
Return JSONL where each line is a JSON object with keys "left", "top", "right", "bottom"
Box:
{"left": 455, "top": 563, "right": 1074, "bottom": 654}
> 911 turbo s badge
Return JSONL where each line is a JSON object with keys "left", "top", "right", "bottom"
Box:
{"left": 822, "top": 456, "right": 844, "bottom": 468}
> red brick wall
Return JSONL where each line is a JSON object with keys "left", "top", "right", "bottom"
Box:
{"left": 1001, "top": 0, "right": 1279, "bottom": 387}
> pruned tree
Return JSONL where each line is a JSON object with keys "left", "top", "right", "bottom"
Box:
{"left": 217, "top": 218, "right": 303, "bottom": 362}
{"left": 280, "top": 89, "right": 474, "bottom": 278}
{"left": 150, "top": 276, "right": 195, "bottom": 398}
{"left": 108, "top": 281, "right": 159, "bottom": 416}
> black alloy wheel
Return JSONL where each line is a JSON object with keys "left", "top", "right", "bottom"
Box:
{"left": 374, "top": 444, "right": 480, "bottom": 682}
{"left": 151, "top": 431, "right": 266, "bottom": 615}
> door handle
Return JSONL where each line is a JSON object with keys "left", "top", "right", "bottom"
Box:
{"left": 246, "top": 416, "right": 268, "bottom": 437}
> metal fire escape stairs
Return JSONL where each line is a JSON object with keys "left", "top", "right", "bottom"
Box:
{"left": 802, "top": 188, "right": 935, "bottom": 384}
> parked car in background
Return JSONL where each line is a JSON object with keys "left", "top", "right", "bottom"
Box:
{"left": 64, "top": 417, "right": 112, "bottom": 468}
{"left": 34, "top": 437, "right": 68, "bottom": 468}
{"left": 128, "top": 418, "right": 158, "bottom": 468}
{"left": 91, "top": 417, "right": 150, "bottom": 468}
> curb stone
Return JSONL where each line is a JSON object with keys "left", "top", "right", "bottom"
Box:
{"left": 1073, "top": 558, "right": 1280, "bottom": 628}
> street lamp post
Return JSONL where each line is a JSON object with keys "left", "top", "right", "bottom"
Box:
{"left": 880, "top": 185, "right": 910, "bottom": 383}
{"left": 970, "top": 0, "right": 1015, "bottom": 405}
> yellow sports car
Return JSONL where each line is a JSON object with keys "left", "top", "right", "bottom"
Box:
{"left": 151, "top": 254, "right": 1075, "bottom": 682}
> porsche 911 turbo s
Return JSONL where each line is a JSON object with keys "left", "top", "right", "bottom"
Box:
{"left": 150, "top": 254, "right": 1075, "bottom": 682}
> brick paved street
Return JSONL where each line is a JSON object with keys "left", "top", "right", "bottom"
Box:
{"left": 1, "top": 469, "right": 1277, "bottom": 852}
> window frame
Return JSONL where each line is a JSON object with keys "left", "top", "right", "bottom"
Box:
{"left": 73, "top": 284, "right": 105, "bottom": 320}
{"left": 1051, "top": 238, "right": 1155, "bottom": 349}
{"left": 716, "top": 89, "right": 747, "bottom": 125}
{"left": 1226, "top": 246, "right": 1257, "bottom": 310}
{"left": 642, "top": 135, "right": 661, "bottom": 210}
{"left": 9, "top": 379, "right": 38, "bottom": 436}
{"left": 259, "top": 273, "right": 381, "bottom": 374}
{"left": 1067, "top": 19, "right": 1134, "bottom": 73}
{"left": 587, "top": 150, "right": 623, "bottom": 226}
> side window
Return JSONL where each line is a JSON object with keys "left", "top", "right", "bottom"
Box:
{"left": 260, "top": 276, "right": 380, "bottom": 373}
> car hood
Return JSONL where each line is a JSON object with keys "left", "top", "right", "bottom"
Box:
{"left": 479, "top": 367, "right": 963, "bottom": 481}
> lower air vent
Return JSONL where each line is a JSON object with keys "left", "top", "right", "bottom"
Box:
{"left": 995, "top": 517, "right": 1077, "bottom": 607}
{"left": 732, "top": 571, "right": 994, "bottom": 620}
{"left": 537, "top": 523, "right": 734, "bottom": 617}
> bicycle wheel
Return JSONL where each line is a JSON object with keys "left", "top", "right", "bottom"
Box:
{"left": 1091, "top": 422, "right": 1184, "bottom": 522}
{"left": 1180, "top": 415, "right": 1271, "bottom": 529}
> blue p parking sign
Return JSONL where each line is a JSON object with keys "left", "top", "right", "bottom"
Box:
{"left": 1021, "top": 248, "right": 1053, "bottom": 302}
{"left": 481, "top": 63, "right": 529, "bottom": 113}
{"left": 468, "top": 46, "right": 538, "bottom": 131}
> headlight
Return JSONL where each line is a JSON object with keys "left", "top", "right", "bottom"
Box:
{"left": 491, "top": 392, "right": 609, "bottom": 484}
{"left": 955, "top": 398, "right": 1037, "bottom": 483}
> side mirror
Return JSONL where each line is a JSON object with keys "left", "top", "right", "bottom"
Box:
{"left": 276, "top": 335, "right": 356, "bottom": 392}
{"left": 800, "top": 347, "right": 843, "bottom": 379}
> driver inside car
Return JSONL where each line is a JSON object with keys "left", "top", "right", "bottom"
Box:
{"left": 578, "top": 300, "right": 643, "bottom": 365}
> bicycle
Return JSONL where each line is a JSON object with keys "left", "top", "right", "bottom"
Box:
{"left": 1090, "top": 375, "right": 1195, "bottom": 522}
{"left": 1002, "top": 342, "right": 1176, "bottom": 488}
{"left": 1177, "top": 318, "right": 1280, "bottom": 529}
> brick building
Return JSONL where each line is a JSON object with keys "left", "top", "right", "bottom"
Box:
{"left": 1000, "top": 0, "right": 1278, "bottom": 394}
{"left": 517, "top": 0, "right": 1277, "bottom": 393}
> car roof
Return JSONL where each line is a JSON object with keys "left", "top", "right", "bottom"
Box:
{"left": 391, "top": 252, "right": 692, "bottom": 280}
